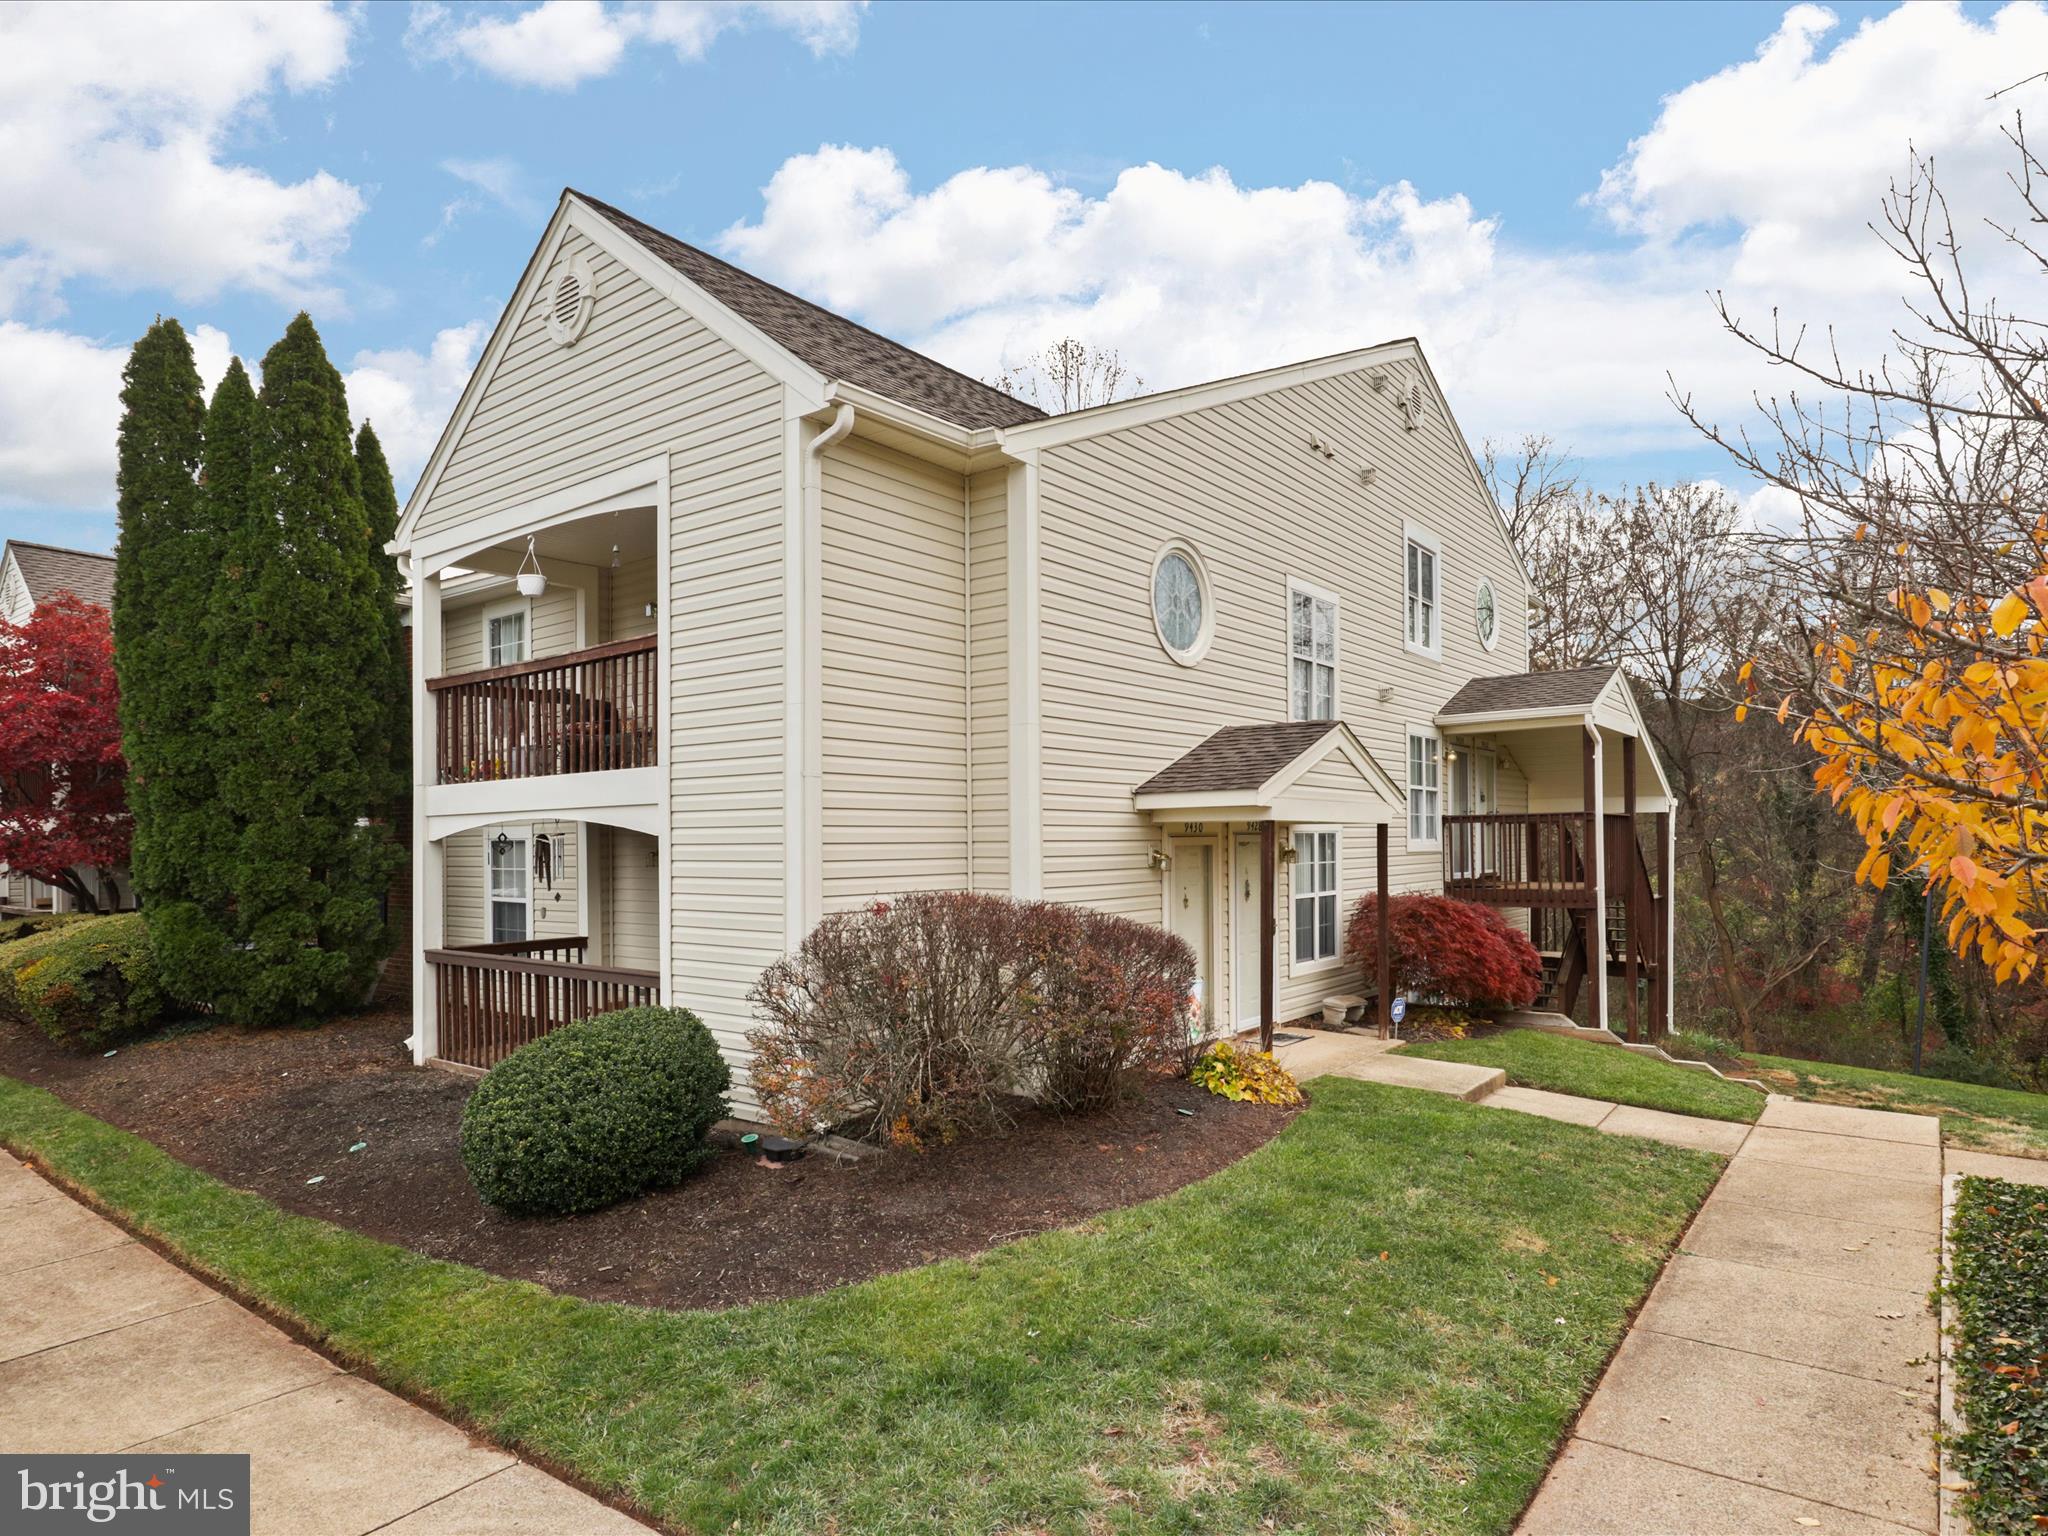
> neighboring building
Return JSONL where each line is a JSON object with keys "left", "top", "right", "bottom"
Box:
{"left": 0, "top": 540, "right": 132, "bottom": 914}
{"left": 390, "top": 190, "right": 1674, "bottom": 1102}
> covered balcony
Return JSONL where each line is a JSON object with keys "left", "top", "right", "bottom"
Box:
{"left": 430, "top": 633, "right": 657, "bottom": 783}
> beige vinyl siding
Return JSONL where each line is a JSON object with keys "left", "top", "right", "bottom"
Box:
{"left": 443, "top": 825, "right": 581, "bottom": 947}
{"left": 817, "top": 437, "right": 970, "bottom": 909}
{"left": 600, "top": 827, "right": 661, "bottom": 970}
{"left": 967, "top": 468, "right": 1009, "bottom": 892}
{"left": 408, "top": 229, "right": 787, "bottom": 1072}
{"left": 666, "top": 388, "right": 785, "bottom": 1077}
{"left": 1036, "top": 357, "right": 1530, "bottom": 1017}
{"left": 438, "top": 584, "right": 581, "bottom": 675}
{"left": 604, "top": 555, "right": 657, "bottom": 642}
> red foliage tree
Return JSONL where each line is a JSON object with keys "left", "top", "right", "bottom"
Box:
{"left": 0, "top": 595, "right": 131, "bottom": 911}
{"left": 1346, "top": 893, "right": 1542, "bottom": 1010}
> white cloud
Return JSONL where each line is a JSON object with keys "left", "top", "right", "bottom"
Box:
{"left": 0, "top": 1, "right": 362, "bottom": 313}
{"left": 343, "top": 322, "right": 489, "bottom": 495}
{"left": 405, "top": 0, "right": 866, "bottom": 90}
{"left": 717, "top": 4, "right": 2048, "bottom": 465}
{"left": 426, "top": 158, "right": 546, "bottom": 246}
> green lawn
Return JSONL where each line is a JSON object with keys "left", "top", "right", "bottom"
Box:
{"left": 1400, "top": 1032, "right": 1766, "bottom": 1124}
{"left": 1740, "top": 1053, "right": 2048, "bottom": 1157}
{"left": 0, "top": 1074, "right": 1720, "bottom": 1536}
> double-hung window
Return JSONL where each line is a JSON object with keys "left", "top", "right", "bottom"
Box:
{"left": 487, "top": 832, "right": 530, "bottom": 943}
{"left": 1292, "top": 829, "right": 1340, "bottom": 966}
{"left": 1289, "top": 582, "right": 1338, "bottom": 721}
{"left": 484, "top": 601, "right": 528, "bottom": 668}
{"left": 1404, "top": 525, "right": 1441, "bottom": 659}
{"left": 1407, "top": 728, "right": 1442, "bottom": 847}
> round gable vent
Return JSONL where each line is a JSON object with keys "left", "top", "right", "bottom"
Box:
{"left": 544, "top": 252, "right": 596, "bottom": 346}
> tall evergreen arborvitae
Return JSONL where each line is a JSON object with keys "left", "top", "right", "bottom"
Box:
{"left": 353, "top": 421, "right": 410, "bottom": 815}
{"left": 209, "top": 314, "right": 401, "bottom": 1025}
{"left": 146, "top": 359, "right": 259, "bottom": 1003}
{"left": 112, "top": 319, "right": 208, "bottom": 931}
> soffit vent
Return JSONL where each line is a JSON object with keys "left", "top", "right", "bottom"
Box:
{"left": 545, "top": 252, "right": 597, "bottom": 346}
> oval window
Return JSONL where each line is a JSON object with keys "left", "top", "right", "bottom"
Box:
{"left": 1475, "top": 578, "right": 1499, "bottom": 652}
{"left": 1151, "top": 544, "right": 1210, "bottom": 664}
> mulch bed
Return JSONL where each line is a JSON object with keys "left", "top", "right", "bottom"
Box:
{"left": 0, "top": 1010, "right": 1296, "bottom": 1311}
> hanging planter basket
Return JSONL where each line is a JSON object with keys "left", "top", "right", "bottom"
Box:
{"left": 515, "top": 535, "right": 547, "bottom": 597}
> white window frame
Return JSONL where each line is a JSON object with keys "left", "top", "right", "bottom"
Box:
{"left": 1286, "top": 576, "right": 1340, "bottom": 722}
{"left": 1149, "top": 538, "right": 1215, "bottom": 667}
{"left": 1475, "top": 576, "right": 1502, "bottom": 654}
{"left": 1402, "top": 522, "right": 1443, "bottom": 661}
{"left": 1406, "top": 725, "right": 1443, "bottom": 850}
{"left": 487, "top": 825, "right": 532, "bottom": 944}
{"left": 481, "top": 594, "right": 531, "bottom": 669}
{"left": 1290, "top": 825, "right": 1342, "bottom": 975}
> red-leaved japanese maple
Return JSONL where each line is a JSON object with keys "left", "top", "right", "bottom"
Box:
{"left": 1346, "top": 893, "right": 1543, "bottom": 1010}
{"left": 0, "top": 594, "right": 131, "bottom": 911}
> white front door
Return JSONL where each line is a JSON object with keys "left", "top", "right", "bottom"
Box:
{"left": 1169, "top": 842, "right": 1215, "bottom": 1030}
{"left": 1232, "top": 834, "right": 1264, "bottom": 1030}
{"left": 1450, "top": 749, "right": 1497, "bottom": 877}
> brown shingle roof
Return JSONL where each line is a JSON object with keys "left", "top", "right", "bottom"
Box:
{"left": 5, "top": 541, "right": 115, "bottom": 611}
{"left": 1133, "top": 721, "right": 1343, "bottom": 798}
{"left": 1438, "top": 665, "right": 1620, "bottom": 719}
{"left": 572, "top": 191, "right": 1047, "bottom": 432}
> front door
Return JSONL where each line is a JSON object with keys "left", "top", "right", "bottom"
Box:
{"left": 1450, "top": 749, "right": 1497, "bottom": 877}
{"left": 1169, "top": 842, "right": 1215, "bottom": 1031}
{"left": 1232, "top": 834, "right": 1264, "bottom": 1030}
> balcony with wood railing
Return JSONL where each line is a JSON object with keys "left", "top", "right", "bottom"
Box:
{"left": 424, "top": 936, "right": 659, "bottom": 1069}
{"left": 428, "top": 635, "right": 657, "bottom": 785}
{"left": 1441, "top": 812, "right": 1596, "bottom": 907}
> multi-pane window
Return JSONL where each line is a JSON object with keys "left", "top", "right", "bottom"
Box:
{"left": 488, "top": 833, "right": 530, "bottom": 943}
{"left": 1405, "top": 531, "right": 1439, "bottom": 656}
{"left": 1293, "top": 829, "right": 1339, "bottom": 964}
{"left": 1408, "top": 730, "right": 1442, "bottom": 846}
{"left": 1289, "top": 586, "right": 1337, "bottom": 721}
{"left": 486, "top": 606, "right": 527, "bottom": 668}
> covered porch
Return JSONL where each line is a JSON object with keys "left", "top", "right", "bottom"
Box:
{"left": 418, "top": 816, "right": 665, "bottom": 1070}
{"left": 401, "top": 461, "right": 673, "bottom": 1069}
{"left": 1131, "top": 720, "right": 1407, "bottom": 1051}
{"left": 1435, "top": 666, "right": 1676, "bottom": 1042}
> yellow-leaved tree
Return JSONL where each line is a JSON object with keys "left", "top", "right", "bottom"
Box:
{"left": 1768, "top": 538, "right": 2048, "bottom": 981}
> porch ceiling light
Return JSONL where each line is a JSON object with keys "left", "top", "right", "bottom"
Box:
{"left": 516, "top": 536, "right": 547, "bottom": 597}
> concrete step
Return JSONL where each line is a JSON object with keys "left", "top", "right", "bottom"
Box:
{"left": 1333, "top": 1053, "right": 1507, "bottom": 1103}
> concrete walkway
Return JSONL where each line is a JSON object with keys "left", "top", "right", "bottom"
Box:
{"left": 1518, "top": 1096, "right": 1944, "bottom": 1535}
{"left": 0, "top": 1150, "right": 649, "bottom": 1536}
{"left": 1268, "top": 1029, "right": 1751, "bottom": 1153}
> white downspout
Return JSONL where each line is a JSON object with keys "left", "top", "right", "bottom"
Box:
{"left": 795, "top": 403, "right": 854, "bottom": 940}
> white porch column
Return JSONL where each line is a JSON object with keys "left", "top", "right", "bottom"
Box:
{"left": 410, "top": 567, "right": 444, "bottom": 1065}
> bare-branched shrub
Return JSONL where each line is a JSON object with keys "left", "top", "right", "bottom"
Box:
{"left": 747, "top": 892, "right": 1197, "bottom": 1147}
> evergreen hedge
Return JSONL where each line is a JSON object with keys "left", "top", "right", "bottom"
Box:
{"left": 460, "top": 1007, "right": 731, "bottom": 1216}
{"left": 113, "top": 319, "right": 210, "bottom": 944}
{"left": 115, "top": 314, "right": 405, "bottom": 1027}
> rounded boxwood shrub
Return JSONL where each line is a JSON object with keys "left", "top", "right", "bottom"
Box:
{"left": 0, "top": 913, "right": 169, "bottom": 1049}
{"left": 459, "top": 1005, "right": 731, "bottom": 1216}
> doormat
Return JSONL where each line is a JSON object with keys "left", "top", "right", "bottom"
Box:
{"left": 1271, "top": 1032, "right": 1310, "bottom": 1045}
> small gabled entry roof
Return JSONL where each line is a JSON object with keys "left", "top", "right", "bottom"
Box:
{"left": 1131, "top": 720, "right": 1404, "bottom": 824}
{"left": 1438, "top": 664, "right": 1620, "bottom": 720}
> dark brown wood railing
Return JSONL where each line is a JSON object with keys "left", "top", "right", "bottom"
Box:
{"left": 1442, "top": 812, "right": 1596, "bottom": 907}
{"left": 426, "top": 937, "right": 659, "bottom": 1069}
{"left": 428, "top": 634, "right": 657, "bottom": 784}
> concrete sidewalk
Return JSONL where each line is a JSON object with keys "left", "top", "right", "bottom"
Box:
{"left": 1518, "top": 1096, "right": 1943, "bottom": 1535}
{"left": 0, "top": 1150, "right": 650, "bottom": 1536}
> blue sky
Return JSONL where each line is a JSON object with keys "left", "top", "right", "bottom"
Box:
{"left": 1, "top": 0, "right": 2034, "bottom": 554}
